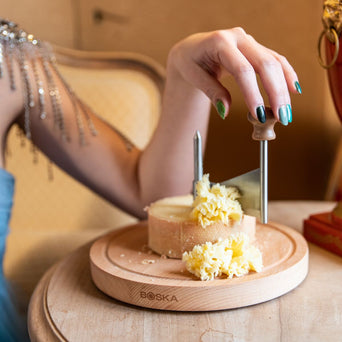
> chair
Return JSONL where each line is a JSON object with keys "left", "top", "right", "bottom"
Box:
{"left": 4, "top": 47, "right": 165, "bottom": 309}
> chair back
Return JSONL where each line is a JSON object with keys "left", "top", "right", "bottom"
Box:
{"left": 6, "top": 47, "right": 165, "bottom": 232}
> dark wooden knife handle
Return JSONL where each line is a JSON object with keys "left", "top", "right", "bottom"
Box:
{"left": 248, "top": 107, "right": 277, "bottom": 141}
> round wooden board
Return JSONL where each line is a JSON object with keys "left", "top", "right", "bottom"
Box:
{"left": 90, "top": 221, "right": 308, "bottom": 311}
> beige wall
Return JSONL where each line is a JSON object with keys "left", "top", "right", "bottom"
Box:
{"left": 0, "top": 1, "right": 75, "bottom": 47}
{"left": 1, "top": 0, "right": 340, "bottom": 202}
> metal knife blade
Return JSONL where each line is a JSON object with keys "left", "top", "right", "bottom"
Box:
{"left": 220, "top": 168, "right": 260, "bottom": 218}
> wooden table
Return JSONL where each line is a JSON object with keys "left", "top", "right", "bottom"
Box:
{"left": 28, "top": 201, "right": 342, "bottom": 341}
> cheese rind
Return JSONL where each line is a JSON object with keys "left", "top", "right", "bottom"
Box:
{"left": 148, "top": 195, "right": 256, "bottom": 259}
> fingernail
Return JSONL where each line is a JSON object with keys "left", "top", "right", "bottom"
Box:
{"left": 256, "top": 106, "right": 266, "bottom": 123}
{"left": 278, "top": 106, "right": 288, "bottom": 126}
{"left": 286, "top": 104, "right": 292, "bottom": 123}
{"left": 216, "top": 100, "right": 225, "bottom": 120}
{"left": 295, "top": 81, "right": 302, "bottom": 94}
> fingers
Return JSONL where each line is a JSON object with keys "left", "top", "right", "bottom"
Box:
{"left": 172, "top": 28, "right": 301, "bottom": 123}
{"left": 215, "top": 29, "right": 301, "bottom": 125}
{"left": 184, "top": 61, "right": 232, "bottom": 119}
{"left": 247, "top": 50, "right": 292, "bottom": 125}
{"left": 269, "top": 50, "right": 302, "bottom": 95}
{"left": 238, "top": 33, "right": 301, "bottom": 125}
{"left": 217, "top": 45, "right": 266, "bottom": 122}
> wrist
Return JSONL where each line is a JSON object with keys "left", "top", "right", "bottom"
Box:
{"left": 161, "top": 47, "right": 211, "bottom": 127}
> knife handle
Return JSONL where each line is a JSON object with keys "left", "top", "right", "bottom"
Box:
{"left": 248, "top": 107, "right": 277, "bottom": 141}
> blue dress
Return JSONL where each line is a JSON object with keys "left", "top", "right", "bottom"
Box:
{"left": 0, "top": 168, "right": 29, "bottom": 341}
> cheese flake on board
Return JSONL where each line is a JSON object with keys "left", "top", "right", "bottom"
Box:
{"left": 182, "top": 232, "right": 263, "bottom": 281}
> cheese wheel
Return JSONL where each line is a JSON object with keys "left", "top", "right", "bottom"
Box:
{"left": 148, "top": 195, "right": 256, "bottom": 259}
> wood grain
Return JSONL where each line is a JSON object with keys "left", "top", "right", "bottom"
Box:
{"left": 90, "top": 221, "right": 308, "bottom": 311}
{"left": 28, "top": 202, "right": 342, "bottom": 342}
{"left": 28, "top": 265, "right": 65, "bottom": 342}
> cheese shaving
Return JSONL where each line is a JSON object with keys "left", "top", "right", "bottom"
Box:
{"left": 191, "top": 174, "right": 243, "bottom": 228}
{"left": 182, "top": 232, "right": 263, "bottom": 281}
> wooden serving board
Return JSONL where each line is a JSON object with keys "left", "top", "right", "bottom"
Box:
{"left": 90, "top": 221, "right": 308, "bottom": 311}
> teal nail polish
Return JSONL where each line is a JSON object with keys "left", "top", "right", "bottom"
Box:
{"left": 278, "top": 106, "right": 288, "bottom": 126}
{"left": 256, "top": 106, "right": 266, "bottom": 123}
{"left": 295, "top": 81, "right": 302, "bottom": 94}
{"left": 286, "top": 104, "right": 292, "bottom": 123}
{"left": 216, "top": 100, "right": 225, "bottom": 120}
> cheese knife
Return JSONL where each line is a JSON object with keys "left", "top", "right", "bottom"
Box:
{"left": 247, "top": 108, "right": 277, "bottom": 224}
{"left": 193, "top": 131, "right": 260, "bottom": 217}
{"left": 193, "top": 108, "right": 277, "bottom": 223}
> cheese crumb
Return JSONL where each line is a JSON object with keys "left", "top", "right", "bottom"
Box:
{"left": 142, "top": 259, "right": 156, "bottom": 265}
{"left": 182, "top": 232, "right": 262, "bottom": 281}
{"left": 191, "top": 174, "right": 243, "bottom": 228}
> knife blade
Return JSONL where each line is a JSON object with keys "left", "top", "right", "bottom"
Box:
{"left": 220, "top": 169, "right": 261, "bottom": 218}
{"left": 193, "top": 130, "right": 261, "bottom": 218}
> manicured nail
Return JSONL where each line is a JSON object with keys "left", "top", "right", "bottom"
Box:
{"left": 278, "top": 106, "right": 288, "bottom": 126}
{"left": 295, "top": 81, "right": 302, "bottom": 94}
{"left": 216, "top": 100, "right": 225, "bottom": 120}
{"left": 256, "top": 106, "right": 266, "bottom": 123}
{"left": 286, "top": 104, "right": 292, "bottom": 123}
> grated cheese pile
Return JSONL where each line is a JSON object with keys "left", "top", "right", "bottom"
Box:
{"left": 191, "top": 174, "right": 243, "bottom": 228}
{"left": 182, "top": 232, "right": 263, "bottom": 281}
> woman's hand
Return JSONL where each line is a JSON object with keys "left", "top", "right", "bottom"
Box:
{"left": 0, "top": 25, "right": 301, "bottom": 218}
{"left": 167, "top": 27, "right": 301, "bottom": 125}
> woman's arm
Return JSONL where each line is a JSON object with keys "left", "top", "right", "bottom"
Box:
{"left": 139, "top": 28, "right": 299, "bottom": 212}
{"left": 0, "top": 27, "right": 300, "bottom": 219}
